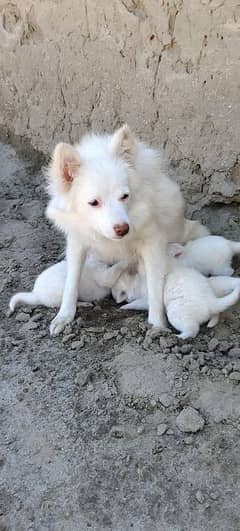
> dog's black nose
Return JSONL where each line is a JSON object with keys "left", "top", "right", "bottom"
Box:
{"left": 114, "top": 223, "right": 129, "bottom": 237}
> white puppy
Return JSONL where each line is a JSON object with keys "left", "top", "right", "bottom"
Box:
{"left": 9, "top": 257, "right": 126, "bottom": 313}
{"left": 112, "top": 261, "right": 240, "bottom": 339}
{"left": 170, "top": 235, "right": 240, "bottom": 276}
{"left": 46, "top": 124, "right": 207, "bottom": 335}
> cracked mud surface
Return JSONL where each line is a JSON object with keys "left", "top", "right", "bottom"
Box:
{"left": 1, "top": 143, "right": 240, "bottom": 531}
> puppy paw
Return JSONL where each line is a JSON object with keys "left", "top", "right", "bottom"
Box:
{"left": 50, "top": 312, "right": 75, "bottom": 336}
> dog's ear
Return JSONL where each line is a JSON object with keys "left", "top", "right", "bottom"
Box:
{"left": 47, "top": 142, "right": 81, "bottom": 195}
{"left": 110, "top": 124, "right": 136, "bottom": 160}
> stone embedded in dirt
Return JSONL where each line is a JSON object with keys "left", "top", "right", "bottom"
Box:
{"left": 208, "top": 338, "right": 219, "bottom": 351}
{"left": 62, "top": 333, "right": 76, "bottom": 343}
{"left": 103, "top": 331, "right": 118, "bottom": 341}
{"left": 228, "top": 347, "right": 240, "bottom": 358}
{"left": 22, "top": 321, "right": 40, "bottom": 331}
{"left": 157, "top": 423, "right": 168, "bottom": 436}
{"left": 15, "top": 312, "right": 29, "bottom": 322}
{"left": 176, "top": 407, "right": 205, "bottom": 433}
{"left": 195, "top": 490, "right": 205, "bottom": 504}
{"left": 180, "top": 344, "right": 192, "bottom": 355}
{"left": 159, "top": 394, "right": 172, "bottom": 407}
{"left": 31, "top": 313, "right": 43, "bottom": 322}
{"left": 229, "top": 371, "right": 240, "bottom": 382}
{"left": 71, "top": 339, "right": 85, "bottom": 349}
{"left": 219, "top": 341, "right": 232, "bottom": 353}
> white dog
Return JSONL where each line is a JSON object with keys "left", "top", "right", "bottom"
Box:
{"left": 170, "top": 235, "right": 240, "bottom": 276}
{"left": 9, "top": 257, "right": 126, "bottom": 312}
{"left": 112, "top": 261, "right": 240, "bottom": 339}
{"left": 46, "top": 124, "right": 207, "bottom": 335}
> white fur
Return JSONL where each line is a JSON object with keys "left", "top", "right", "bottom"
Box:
{"left": 46, "top": 125, "right": 207, "bottom": 335}
{"left": 112, "top": 261, "right": 240, "bottom": 339}
{"left": 9, "top": 257, "right": 127, "bottom": 313}
{"left": 171, "top": 235, "right": 240, "bottom": 276}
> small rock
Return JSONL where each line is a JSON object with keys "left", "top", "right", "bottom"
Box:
{"left": 219, "top": 341, "right": 232, "bottom": 353}
{"left": 71, "top": 338, "right": 85, "bottom": 349}
{"left": 176, "top": 407, "right": 205, "bottom": 433}
{"left": 22, "top": 321, "right": 39, "bottom": 331}
{"left": 208, "top": 338, "right": 219, "bottom": 351}
{"left": 229, "top": 371, "right": 240, "bottom": 382}
{"left": 150, "top": 399, "right": 157, "bottom": 407}
{"left": 103, "top": 331, "right": 118, "bottom": 341}
{"left": 157, "top": 423, "right": 168, "bottom": 436}
{"left": 184, "top": 436, "right": 193, "bottom": 445}
{"left": 77, "top": 301, "right": 93, "bottom": 308}
{"left": 63, "top": 324, "right": 73, "bottom": 335}
{"left": 15, "top": 312, "right": 29, "bottom": 322}
{"left": 195, "top": 490, "right": 205, "bottom": 504}
{"left": 62, "top": 333, "right": 75, "bottom": 343}
{"left": 110, "top": 426, "right": 125, "bottom": 438}
{"left": 228, "top": 347, "right": 240, "bottom": 358}
{"left": 31, "top": 312, "right": 43, "bottom": 322}
{"left": 180, "top": 344, "right": 192, "bottom": 355}
{"left": 159, "top": 394, "right": 172, "bottom": 408}
{"left": 166, "top": 429, "right": 174, "bottom": 435}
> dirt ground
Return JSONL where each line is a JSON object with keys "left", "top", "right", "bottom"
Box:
{"left": 1, "top": 142, "right": 240, "bottom": 531}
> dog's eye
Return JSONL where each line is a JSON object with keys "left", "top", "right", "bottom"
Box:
{"left": 121, "top": 291, "right": 126, "bottom": 298}
{"left": 120, "top": 193, "right": 129, "bottom": 201}
{"left": 88, "top": 199, "right": 100, "bottom": 207}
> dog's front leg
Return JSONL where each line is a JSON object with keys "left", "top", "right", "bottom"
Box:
{"left": 50, "top": 236, "right": 86, "bottom": 336}
{"left": 141, "top": 236, "right": 167, "bottom": 329}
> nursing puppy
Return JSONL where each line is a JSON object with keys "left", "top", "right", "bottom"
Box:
{"left": 112, "top": 261, "right": 240, "bottom": 339}
{"left": 171, "top": 235, "right": 240, "bottom": 276}
{"left": 46, "top": 124, "right": 207, "bottom": 335}
{"left": 9, "top": 258, "right": 126, "bottom": 312}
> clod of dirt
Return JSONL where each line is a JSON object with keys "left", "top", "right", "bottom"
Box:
{"left": 176, "top": 407, "right": 205, "bottom": 433}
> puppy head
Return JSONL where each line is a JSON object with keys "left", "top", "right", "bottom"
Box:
{"left": 47, "top": 125, "right": 137, "bottom": 240}
{"left": 112, "top": 272, "right": 132, "bottom": 303}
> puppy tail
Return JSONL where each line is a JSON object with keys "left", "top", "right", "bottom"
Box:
{"left": 182, "top": 219, "right": 210, "bottom": 243}
{"left": 214, "top": 287, "right": 240, "bottom": 314}
{"left": 9, "top": 292, "right": 40, "bottom": 314}
{"left": 229, "top": 241, "right": 240, "bottom": 255}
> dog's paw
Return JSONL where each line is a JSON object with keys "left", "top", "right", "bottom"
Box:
{"left": 50, "top": 313, "right": 74, "bottom": 336}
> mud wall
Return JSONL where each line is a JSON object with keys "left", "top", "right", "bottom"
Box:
{"left": 0, "top": 0, "right": 240, "bottom": 210}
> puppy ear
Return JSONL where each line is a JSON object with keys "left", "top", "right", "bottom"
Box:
{"left": 110, "top": 124, "right": 136, "bottom": 159}
{"left": 47, "top": 142, "right": 81, "bottom": 196}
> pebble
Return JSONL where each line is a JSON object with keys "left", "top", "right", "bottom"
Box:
{"left": 159, "top": 394, "right": 172, "bottom": 408}
{"left": 176, "top": 407, "right": 205, "bottom": 433}
{"left": 180, "top": 344, "right": 192, "bottom": 355}
{"left": 62, "top": 334, "right": 75, "bottom": 343}
{"left": 219, "top": 341, "right": 232, "bottom": 353}
{"left": 228, "top": 347, "right": 240, "bottom": 358}
{"left": 184, "top": 436, "right": 193, "bottom": 445}
{"left": 195, "top": 490, "right": 205, "bottom": 504}
{"left": 157, "top": 423, "right": 168, "bottom": 436}
{"left": 31, "top": 313, "right": 43, "bottom": 322}
{"left": 103, "top": 331, "right": 118, "bottom": 341}
{"left": 208, "top": 338, "right": 219, "bottom": 351}
{"left": 15, "top": 312, "right": 29, "bottom": 322}
{"left": 64, "top": 324, "right": 75, "bottom": 335}
{"left": 77, "top": 301, "right": 93, "bottom": 308}
{"left": 229, "top": 371, "right": 240, "bottom": 382}
{"left": 71, "top": 338, "right": 85, "bottom": 349}
{"left": 22, "top": 321, "right": 39, "bottom": 331}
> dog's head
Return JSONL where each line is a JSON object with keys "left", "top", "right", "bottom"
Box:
{"left": 47, "top": 125, "right": 137, "bottom": 240}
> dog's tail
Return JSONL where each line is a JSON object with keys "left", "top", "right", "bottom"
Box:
{"left": 214, "top": 287, "right": 240, "bottom": 314}
{"left": 229, "top": 240, "right": 240, "bottom": 255}
{"left": 182, "top": 219, "right": 210, "bottom": 243}
{"left": 9, "top": 292, "right": 40, "bottom": 314}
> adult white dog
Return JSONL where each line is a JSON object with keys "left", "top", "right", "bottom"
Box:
{"left": 46, "top": 125, "right": 207, "bottom": 335}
